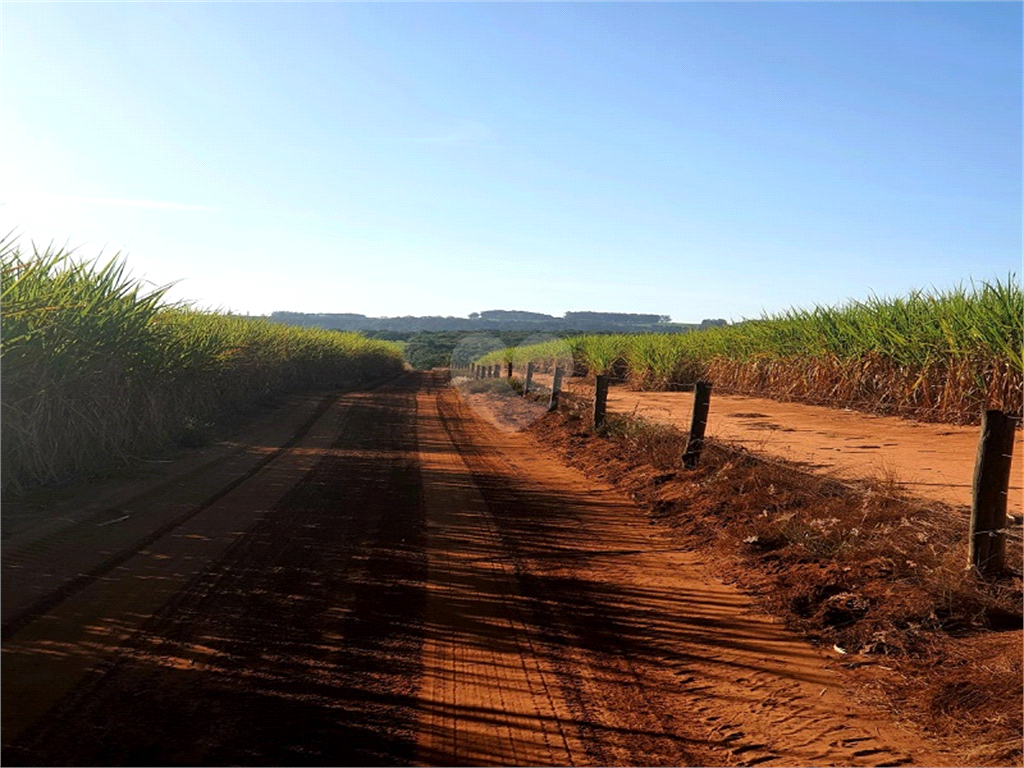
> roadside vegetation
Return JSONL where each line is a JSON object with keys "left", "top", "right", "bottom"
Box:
{"left": 476, "top": 280, "right": 1023, "bottom": 424}
{"left": 369, "top": 330, "right": 566, "bottom": 371}
{"left": 0, "top": 238, "right": 405, "bottom": 494}
{"left": 367, "top": 329, "right": 632, "bottom": 372}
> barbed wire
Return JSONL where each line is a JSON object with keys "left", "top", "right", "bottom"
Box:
{"left": 546, "top": 387, "right": 1023, "bottom": 540}
{"left": 450, "top": 376, "right": 1023, "bottom": 554}
{"left": 453, "top": 364, "right": 1023, "bottom": 421}
{"left": 554, "top": 373, "right": 1022, "bottom": 421}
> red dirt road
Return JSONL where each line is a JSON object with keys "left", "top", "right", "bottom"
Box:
{"left": 561, "top": 380, "right": 1024, "bottom": 518}
{"left": 2, "top": 373, "right": 957, "bottom": 766}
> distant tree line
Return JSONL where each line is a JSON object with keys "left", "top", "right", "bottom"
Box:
{"left": 267, "top": 310, "right": 727, "bottom": 334}
{"left": 383, "top": 330, "right": 550, "bottom": 371}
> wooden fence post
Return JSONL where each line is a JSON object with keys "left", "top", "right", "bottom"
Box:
{"left": 682, "top": 381, "right": 712, "bottom": 469}
{"left": 593, "top": 374, "right": 609, "bottom": 430}
{"left": 507, "top": 361, "right": 513, "bottom": 378}
{"left": 548, "top": 365, "right": 564, "bottom": 412}
{"left": 524, "top": 362, "right": 535, "bottom": 397}
{"left": 969, "top": 410, "right": 1016, "bottom": 576}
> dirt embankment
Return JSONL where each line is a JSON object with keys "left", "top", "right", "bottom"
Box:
{"left": 2, "top": 372, "right": 999, "bottom": 766}
{"left": 559, "top": 378, "right": 1024, "bottom": 519}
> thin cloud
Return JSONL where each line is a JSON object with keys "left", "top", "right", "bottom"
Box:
{"left": 411, "top": 119, "right": 496, "bottom": 146}
{"left": 10, "top": 194, "right": 219, "bottom": 212}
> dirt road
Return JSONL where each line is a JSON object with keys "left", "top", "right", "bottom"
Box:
{"left": 3, "top": 373, "right": 956, "bottom": 766}
{"left": 559, "top": 380, "right": 1023, "bottom": 518}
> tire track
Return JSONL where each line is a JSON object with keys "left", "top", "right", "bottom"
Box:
{"left": 3, "top": 376, "right": 426, "bottom": 765}
{"left": 437, "top": 380, "right": 954, "bottom": 767}
{"left": 436, "top": 384, "right": 704, "bottom": 767}
{"left": 2, "top": 372, "right": 957, "bottom": 766}
{"left": 415, "top": 375, "right": 584, "bottom": 766}
{"left": 2, "top": 390, "right": 341, "bottom": 638}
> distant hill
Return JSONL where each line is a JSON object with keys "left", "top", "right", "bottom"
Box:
{"left": 268, "top": 310, "right": 728, "bottom": 334}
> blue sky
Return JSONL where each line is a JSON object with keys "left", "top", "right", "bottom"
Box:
{"left": 2, "top": 2, "right": 1020, "bottom": 322}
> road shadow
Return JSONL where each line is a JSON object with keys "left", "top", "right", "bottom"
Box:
{"left": 3, "top": 373, "right": 914, "bottom": 767}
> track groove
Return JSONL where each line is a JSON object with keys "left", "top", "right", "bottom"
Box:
{"left": 436, "top": 379, "right": 954, "bottom": 767}
{"left": 3, "top": 378, "right": 426, "bottom": 765}
{"left": 1, "top": 390, "right": 341, "bottom": 638}
{"left": 2, "top": 372, "right": 957, "bottom": 766}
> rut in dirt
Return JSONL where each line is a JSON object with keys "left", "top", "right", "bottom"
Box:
{"left": 426, "top": 380, "right": 949, "bottom": 768}
{"left": 3, "top": 372, "right": 955, "bottom": 767}
{"left": 4, "top": 379, "right": 427, "bottom": 766}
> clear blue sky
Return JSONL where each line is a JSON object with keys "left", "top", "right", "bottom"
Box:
{"left": 2, "top": 2, "right": 1021, "bottom": 322}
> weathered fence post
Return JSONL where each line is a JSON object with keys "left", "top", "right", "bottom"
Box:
{"left": 682, "top": 381, "right": 712, "bottom": 469}
{"left": 969, "top": 410, "right": 1016, "bottom": 576}
{"left": 548, "top": 365, "right": 565, "bottom": 412}
{"left": 524, "top": 362, "right": 535, "bottom": 397}
{"left": 593, "top": 374, "right": 609, "bottom": 430}
{"left": 507, "top": 361, "right": 513, "bottom": 378}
